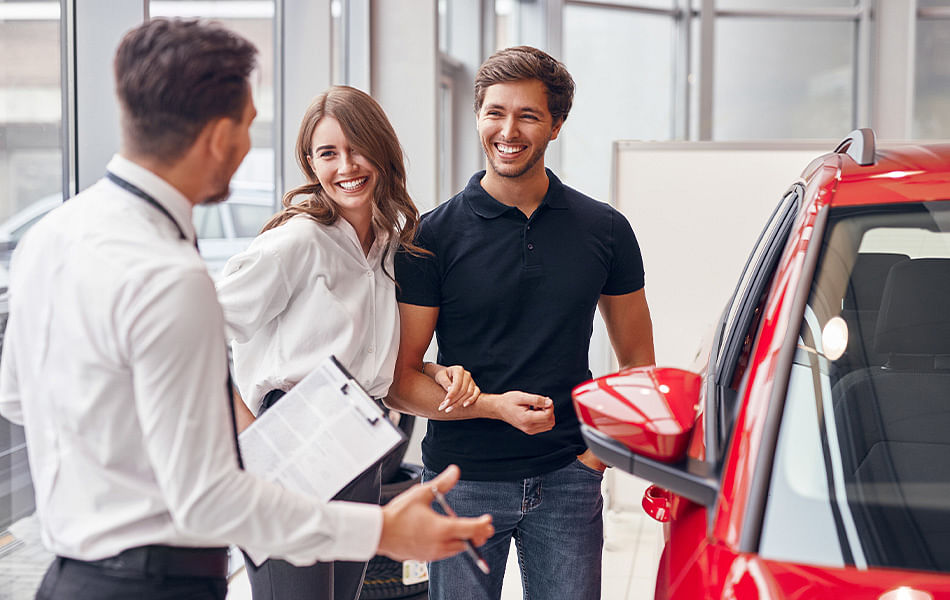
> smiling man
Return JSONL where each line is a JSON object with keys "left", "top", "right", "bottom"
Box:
{"left": 389, "top": 46, "right": 656, "bottom": 600}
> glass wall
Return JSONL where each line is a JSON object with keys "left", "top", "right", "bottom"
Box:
{"left": 914, "top": 10, "right": 950, "bottom": 138}
{"left": 0, "top": 0, "right": 62, "bottom": 535}
{"left": 151, "top": 0, "right": 276, "bottom": 190}
{"left": 714, "top": 18, "right": 854, "bottom": 139}
{"left": 150, "top": 0, "right": 277, "bottom": 263}
{"left": 0, "top": 0, "right": 63, "bottom": 231}
{"left": 563, "top": 3, "right": 675, "bottom": 202}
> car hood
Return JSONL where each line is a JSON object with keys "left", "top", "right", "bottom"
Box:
{"left": 724, "top": 555, "right": 950, "bottom": 599}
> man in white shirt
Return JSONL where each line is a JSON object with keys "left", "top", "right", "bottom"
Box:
{"left": 0, "top": 18, "right": 491, "bottom": 600}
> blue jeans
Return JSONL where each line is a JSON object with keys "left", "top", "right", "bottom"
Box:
{"left": 423, "top": 459, "right": 604, "bottom": 600}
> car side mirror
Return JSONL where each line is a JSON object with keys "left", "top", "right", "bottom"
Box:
{"left": 573, "top": 366, "right": 718, "bottom": 507}
{"left": 573, "top": 366, "right": 701, "bottom": 463}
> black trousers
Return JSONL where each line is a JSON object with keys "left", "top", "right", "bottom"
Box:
{"left": 36, "top": 556, "right": 227, "bottom": 600}
{"left": 243, "top": 389, "right": 383, "bottom": 600}
{"left": 243, "top": 462, "right": 381, "bottom": 600}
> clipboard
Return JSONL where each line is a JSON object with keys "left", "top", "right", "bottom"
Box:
{"left": 237, "top": 354, "right": 407, "bottom": 504}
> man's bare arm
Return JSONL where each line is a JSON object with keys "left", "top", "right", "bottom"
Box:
{"left": 387, "top": 302, "right": 555, "bottom": 435}
{"left": 579, "top": 288, "right": 656, "bottom": 471}
{"left": 232, "top": 385, "right": 256, "bottom": 433}
{"left": 599, "top": 288, "right": 656, "bottom": 370}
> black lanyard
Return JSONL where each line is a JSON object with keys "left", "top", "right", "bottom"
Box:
{"left": 106, "top": 171, "right": 189, "bottom": 242}
{"left": 106, "top": 170, "right": 244, "bottom": 470}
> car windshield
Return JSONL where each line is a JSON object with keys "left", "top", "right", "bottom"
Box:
{"left": 760, "top": 201, "right": 950, "bottom": 574}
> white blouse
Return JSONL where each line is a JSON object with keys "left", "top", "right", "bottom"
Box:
{"left": 216, "top": 214, "right": 400, "bottom": 415}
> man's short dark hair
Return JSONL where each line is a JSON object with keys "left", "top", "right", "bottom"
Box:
{"left": 474, "top": 46, "right": 575, "bottom": 124}
{"left": 114, "top": 18, "right": 258, "bottom": 163}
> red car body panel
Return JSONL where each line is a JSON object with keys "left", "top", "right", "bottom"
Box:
{"left": 573, "top": 368, "right": 701, "bottom": 463}
{"left": 573, "top": 139, "right": 950, "bottom": 599}
{"left": 713, "top": 160, "right": 839, "bottom": 550}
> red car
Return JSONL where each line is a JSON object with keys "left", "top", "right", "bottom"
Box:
{"left": 574, "top": 130, "right": 950, "bottom": 599}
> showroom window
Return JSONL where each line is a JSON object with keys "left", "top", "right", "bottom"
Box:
{"left": 151, "top": 0, "right": 276, "bottom": 192}
{"left": 562, "top": 1, "right": 677, "bottom": 202}
{"left": 914, "top": 2, "right": 950, "bottom": 138}
{"left": 0, "top": 0, "right": 63, "bottom": 536}
{"left": 713, "top": 17, "right": 855, "bottom": 139}
{"left": 0, "top": 0, "right": 63, "bottom": 222}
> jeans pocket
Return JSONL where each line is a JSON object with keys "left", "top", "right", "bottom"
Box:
{"left": 573, "top": 457, "right": 606, "bottom": 477}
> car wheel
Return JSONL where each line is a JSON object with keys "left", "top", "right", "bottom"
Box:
{"left": 361, "top": 463, "right": 428, "bottom": 600}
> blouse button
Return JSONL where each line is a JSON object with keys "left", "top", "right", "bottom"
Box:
{"left": 365, "top": 271, "right": 373, "bottom": 278}
{"left": 367, "top": 346, "right": 376, "bottom": 354}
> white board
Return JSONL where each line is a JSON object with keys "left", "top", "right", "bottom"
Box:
{"left": 611, "top": 140, "right": 833, "bottom": 370}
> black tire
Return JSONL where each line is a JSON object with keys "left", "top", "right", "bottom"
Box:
{"left": 378, "top": 410, "right": 416, "bottom": 484}
{"left": 360, "top": 555, "right": 428, "bottom": 599}
{"left": 360, "top": 463, "right": 428, "bottom": 600}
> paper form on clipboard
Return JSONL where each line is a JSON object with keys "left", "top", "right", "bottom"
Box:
{"left": 237, "top": 354, "right": 406, "bottom": 503}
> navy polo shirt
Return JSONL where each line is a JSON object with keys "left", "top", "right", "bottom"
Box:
{"left": 395, "top": 169, "right": 645, "bottom": 480}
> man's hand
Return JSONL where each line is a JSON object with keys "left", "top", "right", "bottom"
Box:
{"left": 377, "top": 465, "right": 493, "bottom": 562}
{"left": 433, "top": 365, "right": 480, "bottom": 413}
{"left": 490, "top": 391, "right": 555, "bottom": 435}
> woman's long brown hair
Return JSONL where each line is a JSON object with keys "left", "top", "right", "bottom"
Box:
{"left": 261, "top": 86, "right": 428, "bottom": 278}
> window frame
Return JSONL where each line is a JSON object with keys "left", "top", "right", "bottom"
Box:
{"left": 704, "top": 184, "right": 803, "bottom": 465}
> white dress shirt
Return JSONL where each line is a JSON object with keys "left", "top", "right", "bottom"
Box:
{"left": 0, "top": 154, "right": 381, "bottom": 563}
{"left": 216, "top": 214, "right": 399, "bottom": 415}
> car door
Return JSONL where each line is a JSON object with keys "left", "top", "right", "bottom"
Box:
{"left": 659, "top": 185, "right": 804, "bottom": 599}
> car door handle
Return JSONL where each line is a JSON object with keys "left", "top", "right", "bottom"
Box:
{"left": 642, "top": 484, "right": 672, "bottom": 523}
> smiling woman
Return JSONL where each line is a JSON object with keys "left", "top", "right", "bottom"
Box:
{"left": 214, "top": 85, "right": 479, "bottom": 600}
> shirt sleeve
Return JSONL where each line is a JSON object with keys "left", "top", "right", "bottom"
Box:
{"left": 126, "top": 267, "right": 381, "bottom": 565}
{"left": 215, "top": 223, "right": 307, "bottom": 343}
{"left": 394, "top": 221, "right": 441, "bottom": 307}
{"left": 601, "top": 209, "right": 646, "bottom": 296}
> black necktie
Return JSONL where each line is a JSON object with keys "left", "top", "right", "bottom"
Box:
{"left": 107, "top": 171, "right": 245, "bottom": 469}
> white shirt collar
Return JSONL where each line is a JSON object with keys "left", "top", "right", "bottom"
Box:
{"left": 330, "top": 217, "right": 392, "bottom": 264}
{"left": 106, "top": 154, "right": 198, "bottom": 244}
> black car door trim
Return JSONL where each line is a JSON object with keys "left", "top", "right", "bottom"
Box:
{"left": 705, "top": 185, "right": 803, "bottom": 466}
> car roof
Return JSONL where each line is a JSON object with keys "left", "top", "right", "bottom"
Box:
{"left": 818, "top": 141, "right": 950, "bottom": 208}
{"left": 226, "top": 181, "right": 277, "bottom": 206}
{"left": 0, "top": 194, "right": 63, "bottom": 239}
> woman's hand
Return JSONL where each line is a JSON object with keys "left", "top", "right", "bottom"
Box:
{"left": 430, "top": 364, "right": 480, "bottom": 413}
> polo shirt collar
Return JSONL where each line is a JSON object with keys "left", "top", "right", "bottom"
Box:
{"left": 464, "top": 168, "right": 568, "bottom": 219}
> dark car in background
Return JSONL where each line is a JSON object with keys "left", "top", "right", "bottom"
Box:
{"left": 574, "top": 130, "right": 950, "bottom": 598}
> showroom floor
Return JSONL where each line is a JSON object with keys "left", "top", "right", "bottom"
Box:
{"left": 0, "top": 473, "right": 660, "bottom": 600}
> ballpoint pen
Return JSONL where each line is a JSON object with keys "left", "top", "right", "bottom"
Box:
{"left": 430, "top": 485, "right": 491, "bottom": 575}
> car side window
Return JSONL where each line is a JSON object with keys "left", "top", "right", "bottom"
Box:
{"left": 193, "top": 204, "right": 225, "bottom": 239}
{"left": 230, "top": 204, "right": 272, "bottom": 238}
{"left": 708, "top": 186, "right": 802, "bottom": 458}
